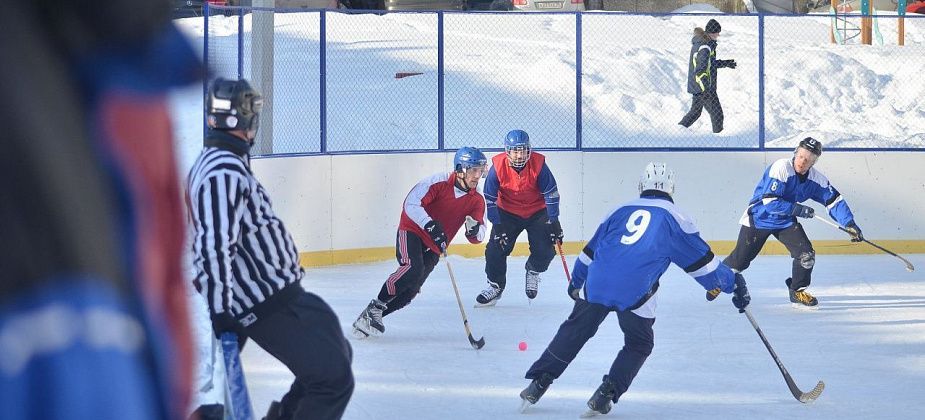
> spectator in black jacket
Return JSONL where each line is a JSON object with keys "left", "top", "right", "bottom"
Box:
{"left": 679, "top": 19, "right": 737, "bottom": 134}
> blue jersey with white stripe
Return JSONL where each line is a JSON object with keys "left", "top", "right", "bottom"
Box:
{"left": 743, "top": 158, "right": 855, "bottom": 230}
{"left": 571, "top": 194, "right": 736, "bottom": 311}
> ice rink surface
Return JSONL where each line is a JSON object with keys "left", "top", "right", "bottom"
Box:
{"left": 239, "top": 253, "right": 925, "bottom": 419}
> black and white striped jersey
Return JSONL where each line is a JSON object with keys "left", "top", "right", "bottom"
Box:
{"left": 186, "top": 131, "right": 302, "bottom": 322}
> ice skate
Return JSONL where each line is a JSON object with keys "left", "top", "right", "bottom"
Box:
{"left": 352, "top": 299, "right": 387, "bottom": 338}
{"left": 519, "top": 372, "right": 554, "bottom": 413}
{"left": 786, "top": 278, "right": 818, "bottom": 308}
{"left": 525, "top": 269, "right": 541, "bottom": 299}
{"left": 581, "top": 376, "right": 617, "bottom": 418}
{"left": 475, "top": 282, "right": 503, "bottom": 307}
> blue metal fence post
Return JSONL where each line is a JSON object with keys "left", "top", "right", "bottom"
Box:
{"left": 438, "top": 11, "right": 445, "bottom": 151}
{"left": 238, "top": 6, "right": 244, "bottom": 79}
{"left": 320, "top": 10, "right": 327, "bottom": 154}
{"left": 575, "top": 12, "right": 582, "bottom": 150}
{"left": 757, "top": 14, "right": 765, "bottom": 150}
{"left": 203, "top": 2, "right": 210, "bottom": 139}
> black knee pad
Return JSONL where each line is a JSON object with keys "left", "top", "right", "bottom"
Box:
{"left": 798, "top": 251, "right": 815, "bottom": 269}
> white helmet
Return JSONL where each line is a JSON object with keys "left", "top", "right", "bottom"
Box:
{"left": 638, "top": 162, "right": 675, "bottom": 195}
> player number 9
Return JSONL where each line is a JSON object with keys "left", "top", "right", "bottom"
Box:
{"left": 620, "top": 210, "right": 651, "bottom": 245}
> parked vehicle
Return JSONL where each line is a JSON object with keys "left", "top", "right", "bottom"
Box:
{"left": 172, "top": 0, "right": 229, "bottom": 18}
{"left": 510, "top": 0, "right": 586, "bottom": 11}
{"left": 340, "top": 0, "right": 385, "bottom": 9}
{"left": 384, "top": 0, "right": 465, "bottom": 10}
{"left": 467, "top": 0, "right": 521, "bottom": 9}
{"left": 381, "top": 0, "right": 513, "bottom": 10}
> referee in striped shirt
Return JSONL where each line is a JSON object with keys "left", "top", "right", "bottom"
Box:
{"left": 187, "top": 78, "right": 353, "bottom": 420}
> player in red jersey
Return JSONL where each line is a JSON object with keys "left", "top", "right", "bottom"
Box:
{"left": 352, "top": 147, "right": 488, "bottom": 337}
{"left": 476, "top": 129, "right": 563, "bottom": 306}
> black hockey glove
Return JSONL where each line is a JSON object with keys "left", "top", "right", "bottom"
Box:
{"left": 547, "top": 219, "right": 564, "bottom": 244}
{"left": 491, "top": 225, "right": 510, "bottom": 249}
{"left": 845, "top": 221, "right": 864, "bottom": 243}
{"left": 790, "top": 203, "right": 815, "bottom": 219}
{"left": 567, "top": 281, "right": 582, "bottom": 301}
{"left": 731, "top": 273, "right": 750, "bottom": 313}
{"left": 725, "top": 59, "right": 737, "bottom": 69}
{"left": 424, "top": 220, "right": 448, "bottom": 253}
{"left": 464, "top": 215, "right": 481, "bottom": 240}
{"left": 210, "top": 312, "right": 239, "bottom": 340}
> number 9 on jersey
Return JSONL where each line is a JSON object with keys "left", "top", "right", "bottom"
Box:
{"left": 620, "top": 210, "right": 651, "bottom": 245}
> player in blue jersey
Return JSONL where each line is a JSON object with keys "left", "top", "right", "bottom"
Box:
{"left": 518, "top": 162, "right": 751, "bottom": 416}
{"left": 710, "top": 137, "right": 862, "bottom": 307}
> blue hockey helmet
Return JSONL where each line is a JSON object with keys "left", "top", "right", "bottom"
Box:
{"left": 454, "top": 146, "right": 488, "bottom": 177}
{"left": 504, "top": 129, "right": 531, "bottom": 168}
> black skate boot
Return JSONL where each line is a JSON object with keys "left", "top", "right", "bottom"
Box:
{"left": 475, "top": 281, "right": 503, "bottom": 307}
{"left": 786, "top": 278, "right": 818, "bottom": 308}
{"left": 352, "top": 299, "right": 387, "bottom": 338}
{"left": 525, "top": 269, "right": 541, "bottom": 299}
{"left": 582, "top": 375, "right": 617, "bottom": 417}
{"left": 519, "top": 372, "right": 554, "bottom": 412}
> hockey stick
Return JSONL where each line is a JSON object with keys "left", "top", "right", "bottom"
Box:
{"left": 556, "top": 242, "right": 572, "bottom": 282}
{"left": 743, "top": 309, "right": 825, "bottom": 403}
{"left": 443, "top": 253, "right": 486, "bottom": 349}
{"left": 812, "top": 217, "right": 915, "bottom": 272}
{"left": 221, "top": 332, "right": 255, "bottom": 420}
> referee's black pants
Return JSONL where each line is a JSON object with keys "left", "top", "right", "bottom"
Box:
{"left": 245, "top": 291, "right": 354, "bottom": 420}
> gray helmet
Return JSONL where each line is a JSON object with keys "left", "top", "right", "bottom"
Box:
{"left": 207, "top": 78, "right": 263, "bottom": 132}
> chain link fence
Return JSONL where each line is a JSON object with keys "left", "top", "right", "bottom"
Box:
{"left": 203, "top": 7, "right": 925, "bottom": 155}
{"left": 764, "top": 13, "right": 925, "bottom": 148}
{"left": 444, "top": 13, "right": 578, "bottom": 150}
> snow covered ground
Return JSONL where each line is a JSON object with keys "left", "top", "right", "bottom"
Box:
{"left": 171, "top": 11, "right": 925, "bottom": 154}
{"left": 240, "top": 254, "right": 925, "bottom": 419}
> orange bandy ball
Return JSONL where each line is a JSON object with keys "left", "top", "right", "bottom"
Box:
{"left": 518, "top": 341, "right": 527, "bottom": 351}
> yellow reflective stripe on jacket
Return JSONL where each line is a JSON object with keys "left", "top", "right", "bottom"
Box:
{"left": 692, "top": 44, "right": 714, "bottom": 92}
{"left": 696, "top": 73, "right": 707, "bottom": 91}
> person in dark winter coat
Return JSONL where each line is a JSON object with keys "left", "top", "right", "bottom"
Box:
{"left": 679, "top": 19, "right": 737, "bottom": 133}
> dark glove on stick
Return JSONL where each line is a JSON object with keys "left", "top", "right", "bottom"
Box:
{"left": 547, "top": 219, "right": 564, "bottom": 244}
{"left": 845, "top": 221, "right": 864, "bottom": 243}
{"left": 791, "top": 203, "right": 815, "bottom": 219}
{"left": 732, "top": 273, "right": 750, "bottom": 313}
{"left": 568, "top": 282, "right": 582, "bottom": 301}
{"left": 210, "top": 313, "right": 239, "bottom": 340}
{"left": 725, "top": 59, "right": 737, "bottom": 69}
{"left": 424, "top": 220, "right": 448, "bottom": 252}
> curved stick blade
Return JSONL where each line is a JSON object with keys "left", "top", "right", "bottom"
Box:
{"left": 798, "top": 381, "right": 825, "bottom": 403}
{"left": 469, "top": 334, "right": 485, "bottom": 350}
